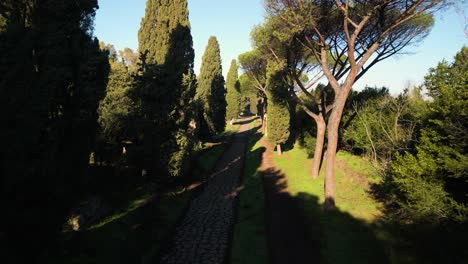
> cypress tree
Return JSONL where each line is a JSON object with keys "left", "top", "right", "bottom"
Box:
{"left": 136, "top": 0, "right": 197, "bottom": 178}
{"left": 197, "top": 36, "right": 226, "bottom": 136}
{"left": 266, "top": 59, "right": 290, "bottom": 155}
{"left": 226, "top": 60, "right": 241, "bottom": 124}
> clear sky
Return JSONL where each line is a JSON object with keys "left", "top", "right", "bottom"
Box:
{"left": 94, "top": 0, "right": 467, "bottom": 94}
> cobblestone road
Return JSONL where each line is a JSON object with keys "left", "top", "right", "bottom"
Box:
{"left": 159, "top": 122, "right": 250, "bottom": 264}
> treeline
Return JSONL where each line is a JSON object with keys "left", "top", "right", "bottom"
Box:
{"left": 237, "top": 0, "right": 464, "bottom": 214}
{"left": 238, "top": 0, "right": 466, "bottom": 260}
{"left": 0, "top": 0, "right": 250, "bottom": 262}
{"left": 0, "top": 0, "right": 109, "bottom": 261}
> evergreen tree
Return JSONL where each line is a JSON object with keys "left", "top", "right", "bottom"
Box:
{"left": 197, "top": 36, "right": 226, "bottom": 136}
{"left": 389, "top": 47, "right": 468, "bottom": 223}
{"left": 266, "top": 59, "right": 290, "bottom": 155}
{"left": 0, "top": 0, "right": 109, "bottom": 260}
{"left": 226, "top": 60, "right": 241, "bottom": 123}
{"left": 135, "top": 0, "right": 197, "bottom": 178}
{"left": 97, "top": 46, "right": 135, "bottom": 157}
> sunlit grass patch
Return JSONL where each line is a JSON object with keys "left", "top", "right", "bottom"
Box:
{"left": 274, "top": 144, "right": 387, "bottom": 264}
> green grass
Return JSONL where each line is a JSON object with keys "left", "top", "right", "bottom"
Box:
{"left": 274, "top": 144, "right": 388, "bottom": 264}
{"left": 230, "top": 123, "right": 269, "bottom": 264}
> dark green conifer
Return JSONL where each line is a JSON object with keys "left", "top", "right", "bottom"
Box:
{"left": 266, "top": 59, "right": 290, "bottom": 155}
{"left": 226, "top": 60, "right": 241, "bottom": 123}
{"left": 136, "top": 0, "right": 197, "bottom": 178}
{"left": 197, "top": 36, "right": 226, "bottom": 136}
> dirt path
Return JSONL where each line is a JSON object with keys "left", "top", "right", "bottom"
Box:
{"left": 159, "top": 122, "right": 251, "bottom": 264}
{"left": 260, "top": 138, "right": 321, "bottom": 264}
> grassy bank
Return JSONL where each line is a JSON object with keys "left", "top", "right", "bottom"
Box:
{"left": 274, "top": 144, "right": 388, "bottom": 264}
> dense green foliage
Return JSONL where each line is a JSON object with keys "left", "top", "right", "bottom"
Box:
{"left": 225, "top": 60, "right": 241, "bottom": 121}
{"left": 387, "top": 47, "right": 467, "bottom": 224}
{"left": 197, "top": 36, "right": 226, "bottom": 136}
{"left": 341, "top": 87, "right": 422, "bottom": 166}
{"left": 138, "top": 0, "right": 191, "bottom": 66}
{"left": 266, "top": 60, "right": 290, "bottom": 151}
{"left": 96, "top": 46, "right": 136, "bottom": 162}
{"left": 0, "top": 0, "right": 109, "bottom": 261}
{"left": 239, "top": 73, "right": 260, "bottom": 115}
{"left": 135, "top": 0, "right": 197, "bottom": 178}
{"left": 0, "top": 1, "right": 465, "bottom": 263}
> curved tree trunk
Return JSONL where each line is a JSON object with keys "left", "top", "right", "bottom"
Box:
{"left": 312, "top": 116, "right": 326, "bottom": 179}
{"left": 277, "top": 144, "right": 282, "bottom": 155}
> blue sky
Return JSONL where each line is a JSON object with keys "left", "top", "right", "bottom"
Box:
{"left": 94, "top": 0, "right": 466, "bottom": 94}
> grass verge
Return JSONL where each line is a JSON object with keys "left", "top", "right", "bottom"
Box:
{"left": 50, "top": 187, "right": 192, "bottom": 264}
{"left": 50, "top": 125, "right": 240, "bottom": 264}
{"left": 230, "top": 122, "right": 269, "bottom": 264}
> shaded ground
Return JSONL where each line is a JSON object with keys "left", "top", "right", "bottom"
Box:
{"left": 158, "top": 120, "right": 253, "bottom": 264}
{"left": 260, "top": 138, "right": 321, "bottom": 264}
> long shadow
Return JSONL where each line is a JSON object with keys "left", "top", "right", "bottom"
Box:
{"left": 261, "top": 166, "right": 389, "bottom": 264}
{"left": 232, "top": 117, "right": 258, "bottom": 126}
{"left": 262, "top": 167, "right": 321, "bottom": 264}
{"left": 227, "top": 121, "right": 390, "bottom": 264}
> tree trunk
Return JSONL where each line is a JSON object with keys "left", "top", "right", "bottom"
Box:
{"left": 277, "top": 144, "right": 282, "bottom": 155}
{"left": 324, "top": 92, "right": 349, "bottom": 210}
{"left": 312, "top": 116, "right": 326, "bottom": 179}
{"left": 230, "top": 119, "right": 234, "bottom": 125}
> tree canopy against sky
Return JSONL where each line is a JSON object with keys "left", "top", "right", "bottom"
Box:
{"left": 136, "top": 0, "right": 197, "bottom": 178}
{"left": 264, "top": 0, "right": 447, "bottom": 209}
{"left": 197, "top": 36, "right": 226, "bottom": 136}
{"left": 94, "top": 0, "right": 466, "bottom": 93}
{"left": 389, "top": 46, "right": 467, "bottom": 223}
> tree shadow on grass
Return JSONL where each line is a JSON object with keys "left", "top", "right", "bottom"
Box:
{"left": 261, "top": 166, "right": 390, "bottom": 264}
{"left": 46, "top": 184, "right": 201, "bottom": 264}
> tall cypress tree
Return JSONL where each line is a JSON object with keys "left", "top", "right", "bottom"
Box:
{"left": 0, "top": 0, "right": 109, "bottom": 260}
{"left": 136, "top": 0, "right": 197, "bottom": 178}
{"left": 197, "top": 36, "right": 226, "bottom": 136}
{"left": 226, "top": 59, "right": 241, "bottom": 124}
{"left": 266, "top": 59, "right": 290, "bottom": 155}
